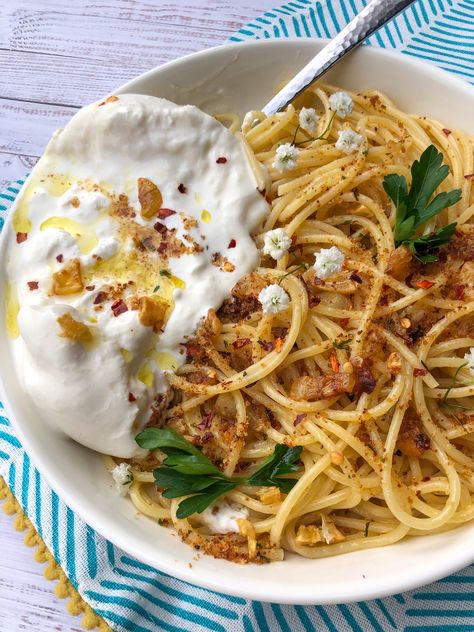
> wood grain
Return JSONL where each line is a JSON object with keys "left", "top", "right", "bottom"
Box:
{"left": 0, "top": 1, "right": 279, "bottom": 629}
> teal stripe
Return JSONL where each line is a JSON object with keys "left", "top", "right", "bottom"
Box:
{"left": 96, "top": 580, "right": 226, "bottom": 632}
{"left": 0, "top": 430, "right": 22, "bottom": 448}
{"left": 34, "top": 468, "right": 43, "bottom": 539}
{"left": 0, "top": 449, "right": 10, "bottom": 460}
{"left": 243, "top": 614, "right": 255, "bottom": 632}
{"left": 94, "top": 608, "right": 153, "bottom": 632}
{"left": 51, "top": 491, "right": 60, "bottom": 561}
{"left": 407, "top": 609, "right": 474, "bottom": 616}
{"left": 308, "top": 7, "right": 322, "bottom": 37}
{"left": 315, "top": 605, "right": 339, "bottom": 632}
{"left": 66, "top": 507, "right": 77, "bottom": 585}
{"left": 279, "top": 17, "right": 289, "bottom": 36}
{"left": 292, "top": 15, "right": 302, "bottom": 36}
{"left": 106, "top": 540, "right": 116, "bottom": 567}
{"left": 21, "top": 452, "right": 30, "bottom": 514}
{"left": 0, "top": 193, "right": 15, "bottom": 201}
{"left": 394, "top": 593, "right": 406, "bottom": 604}
{"left": 295, "top": 605, "right": 314, "bottom": 632}
{"left": 326, "top": 0, "right": 341, "bottom": 31}
{"left": 252, "top": 602, "right": 271, "bottom": 632}
{"left": 338, "top": 604, "right": 364, "bottom": 632}
{"left": 316, "top": 2, "right": 331, "bottom": 37}
{"left": 111, "top": 565, "right": 238, "bottom": 620}
{"left": 375, "top": 598, "right": 397, "bottom": 628}
{"left": 300, "top": 14, "right": 311, "bottom": 36}
{"left": 358, "top": 602, "right": 383, "bottom": 631}
{"left": 271, "top": 604, "right": 291, "bottom": 632}
{"left": 0, "top": 415, "right": 10, "bottom": 426}
{"left": 86, "top": 525, "right": 98, "bottom": 579}
{"left": 414, "top": 591, "right": 474, "bottom": 600}
{"left": 8, "top": 461, "right": 16, "bottom": 491}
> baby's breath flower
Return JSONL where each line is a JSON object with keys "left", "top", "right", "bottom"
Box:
{"left": 262, "top": 228, "right": 292, "bottom": 261}
{"left": 314, "top": 246, "right": 345, "bottom": 279}
{"left": 464, "top": 348, "right": 474, "bottom": 375}
{"left": 329, "top": 91, "right": 353, "bottom": 118}
{"left": 335, "top": 129, "right": 363, "bottom": 154}
{"left": 298, "top": 107, "right": 319, "bottom": 134}
{"left": 112, "top": 462, "right": 133, "bottom": 497}
{"left": 272, "top": 143, "right": 299, "bottom": 172}
{"left": 258, "top": 284, "right": 290, "bottom": 315}
{"left": 242, "top": 110, "right": 262, "bottom": 133}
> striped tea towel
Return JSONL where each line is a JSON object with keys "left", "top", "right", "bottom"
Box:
{"left": 1, "top": 1, "right": 474, "bottom": 630}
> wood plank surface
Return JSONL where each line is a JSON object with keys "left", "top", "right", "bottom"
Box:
{"left": 0, "top": 1, "right": 277, "bottom": 630}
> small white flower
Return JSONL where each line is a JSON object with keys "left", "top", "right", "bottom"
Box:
{"left": 242, "top": 110, "right": 262, "bottom": 133}
{"left": 262, "top": 228, "right": 292, "bottom": 261}
{"left": 272, "top": 143, "right": 299, "bottom": 173}
{"left": 335, "top": 129, "right": 363, "bottom": 155}
{"left": 112, "top": 463, "right": 133, "bottom": 497}
{"left": 329, "top": 91, "right": 353, "bottom": 118}
{"left": 299, "top": 107, "right": 319, "bottom": 134}
{"left": 314, "top": 246, "right": 345, "bottom": 279}
{"left": 464, "top": 348, "right": 474, "bottom": 375}
{"left": 258, "top": 284, "right": 290, "bottom": 314}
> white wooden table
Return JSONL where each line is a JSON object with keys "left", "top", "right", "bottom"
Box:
{"left": 0, "top": 1, "right": 278, "bottom": 629}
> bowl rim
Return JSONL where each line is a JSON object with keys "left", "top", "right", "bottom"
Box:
{"left": 2, "top": 37, "right": 474, "bottom": 606}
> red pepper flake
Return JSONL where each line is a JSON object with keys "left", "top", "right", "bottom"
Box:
{"left": 85, "top": 285, "right": 95, "bottom": 291}
{"left": 216, "top": 157, "right": 227, "bottom": 164}
{"left": 330, "top": 353, "right": 340, "bottom": 373}
{"left": 339, "top": 318, "right": 350, "bottom": 328}
{"left": 128, "top": 392, "right": 136, "bottom": 402}
{"left": 294, "top": 413, "right": 307, "bottom": 427}
{"left": 111, "top": 299, "right": 128, "bottom": 317}
{"left": 198, "top": 411, "right": 214, "bottom": 431}
{"left": 275, "top": 337, "right": 283, "bottom": 353}
{"left": 257, "top": 188, "right": 266, "bottom": 197}
{"left": 413, "top": 367, "right": 428, "bottom": 377}
{"left": 350, "top": 272, "right": 363, "bottom": 284}
{"left": 258, "top": 340, "right": 274, "bottom": 352}
{"left": 16, "top": 232, "right": 27, "bottom": 244}
{"left": 183, "top": 342, "right": 201, "bottom": 359}
{"left": 309, "top": 296, "right": 321, "bottom": 308}
{"left": 157, "top": 241, "right": 168, "bottom": 254}
{"left": 232, "top": 338, "right": 251, "bottom": 349}
{"left": 27, "top": 281, "right": 38, "bottom": 291}
{"left": 452, "top": 284, "right": 466, "bottom": 301}
{"left": 228, "top": 239, "right": 236, "bottom": 249}
{"left": 415, "top": 280, "right": 435, "bottom": 289}
{"left": 177, "top": 183, "right": 187, "bottom": 194}
{"left": 93, "top": 291, "right": 107, "bottom": 305}
{"left": 154, "top": 221, "right": 167, "bottom": 234}
{"left": 422, "top": 475, "right": 431, "bottom": 482}
{"left": 56, "top": 254, "right": 64, "bottom": 263}
{"left": 157, "top": 208, "right": 177, "bottom": 219}
{"left": 465, "top": 173, "right": 474, "bottom": 180}
{"left": 442, "top": 128, "right": 452, "bottom": 136}
{"left": 265, "top": 195, "right": 272, "bottom": 205}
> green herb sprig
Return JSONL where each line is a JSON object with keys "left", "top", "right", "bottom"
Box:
{"left": 440, "top": 362, "right": 474, "bottom": 418}
{"left": 135, "top": 428, "right": 302, "bottom": 518}
{"left": 383, "top": 145, "right": 461, "bottom": 263}
{"left": 332, "top": 336, "right": 353, "bottom": 351}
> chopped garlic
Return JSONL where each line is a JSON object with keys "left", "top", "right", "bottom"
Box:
{"left": 259, "top": 487, "right": 281, "bottom": 505}
{"left": 314, "top": 246, "right": 345, "bottom": 279}
{"left": 262, "top": 228, "right": 292, "bottom": 261}
{"left": 201, "top": 501, "right": 249, "bottom": 534}
{"left": 464, "top": 348, "right": 474, "bottom": 375}
{"left": 298, "top": 107, "right": 319, "bottom": 134}
{"left": 111, "top": 462, "right": 133, "bottom": 496}
{"left": 258, "top": 284, "right": 290, "bottom": 315}
{"left": 335, "top": 129, "right": 363, "bottom": 154}
{"left": 320, "top": 514, "right": 345, "bottom": 544}
{"left": 296, "top": 524, "right": 322, "bottom": 546}
{"left": 272, "top": 143, "right": 299, "bottom": 173}
{"left": 329, "top": 91, "right": 353, "bottom": 118}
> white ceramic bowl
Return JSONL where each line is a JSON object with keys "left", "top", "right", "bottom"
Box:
{"left": 2, "top": 39, "right": 474, "bottom": 605}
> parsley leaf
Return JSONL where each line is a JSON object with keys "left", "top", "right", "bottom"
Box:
{"left": 383, "top": 145, "right": 461, "bottom": 262}
{"left": 135, "top": 428, "right": 301, "bottom": 518}
{"left": 332, "top": 336, "right": 353, "bottom": 350}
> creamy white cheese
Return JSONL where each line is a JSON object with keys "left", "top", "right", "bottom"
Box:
{"left": 5, "top": 94, "right": 268, "bottom": 458}
{"left": 201, "top": 502, "right": 249, "bottom": 534}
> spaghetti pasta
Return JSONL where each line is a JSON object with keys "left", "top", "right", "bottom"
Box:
{"left": 111, "top": 84, "right": 474, "bottom": 563}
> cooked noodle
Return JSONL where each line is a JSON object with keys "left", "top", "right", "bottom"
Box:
{"left": 108, "top": 84, "right": 474, "bottom": 563}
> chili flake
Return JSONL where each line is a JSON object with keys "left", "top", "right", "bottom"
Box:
{"left": 350, "top": 272, "right": 363, "bottom": 284}
{"left": 85, "top": 285, "right": 95, "bottom": 291}
{"left": 128, "top": 393, "right": 136, "bottom": 402}
{"left": 294, "top": 413, "right": 307, "bottom": 426}
{"left": 56, "top": 254, "right": 64, "bottom": 263}
{"left": 16, "top": 232, "right": 27, "bottom": 244}
{"left": 330, "top": 353, "right": 340, "bottom": 373}
{"left": 111, "top": 299, "right": 128, "bottom": 317}
{"left": 232, "top": 338, "right": 251, "bottom": 349}
{"left": 413, "top": 367, "right": 428, "bottom": 377}
{"left": 275, "top": 337, "right": 283, "bottom": 353}
{"left": 442, "top": 128, "right": 452, "bottom": 136}
{"left": 93, "top": 291, "right": 107, "bottom": 305}
{"left": 177, "top": 183, "right": 187, "bottom": 194}
{"left": 27, "top": 281, "right": 38, "bottom": 291}
{"left": 415, "top": 280, "right": 435, "bottom": 289}
{"left": 465, "top": 173, "right": 474, "bottom": 180}
{"left": 216, "top": 157, "right": 227, "bottom": 164}
{"left": 198, "top": 411, "right": 213, "bottom": 431}
{"left": 157, "top": 208, "right": 177, "bottom": 219}
{"left": 228, "top": 239, "right": 236, "bottom": 249}
{"left": 153, "top": 221, "right": 167, "bottom": 234}
{"left": 258, "top": 340, "right": 274, "bottom": 352}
